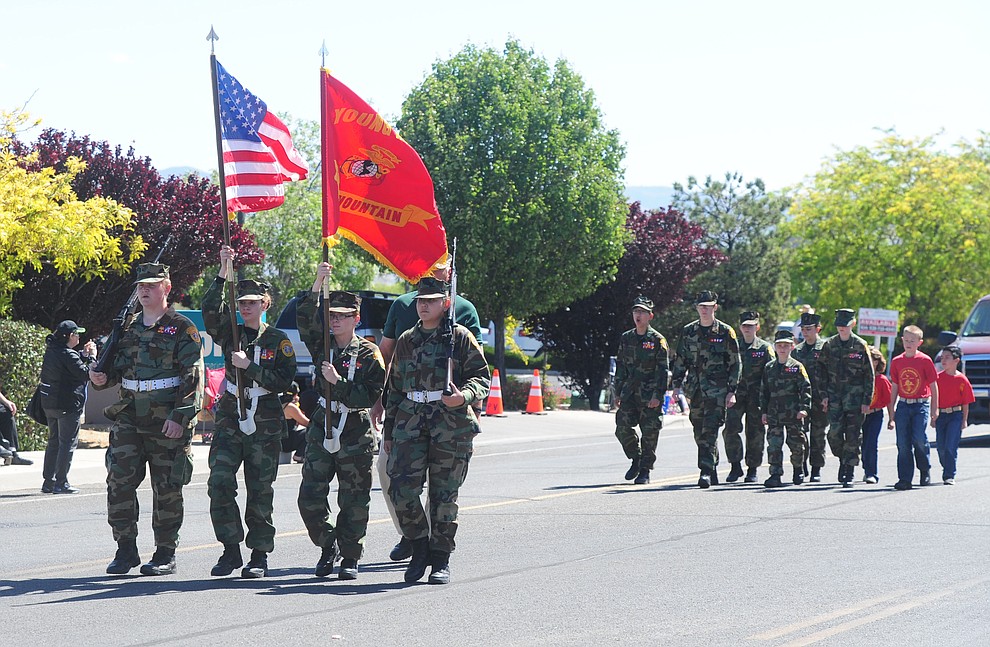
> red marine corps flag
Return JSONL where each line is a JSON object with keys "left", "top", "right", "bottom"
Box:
{"left": 320, "top": 68, "right": 447, "bottom": 281}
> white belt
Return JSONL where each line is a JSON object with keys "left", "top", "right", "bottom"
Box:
{"left": 317, "top": 396, "right": 345, "bottom": 413}
{"left": 122, "top": 377, "right": 181, "bottom": 392}
{"left": 226, "top": 382, "right": 271, "bottom": 399}
{"left": 406, "top": 390, "right": 444, "bottom": 403}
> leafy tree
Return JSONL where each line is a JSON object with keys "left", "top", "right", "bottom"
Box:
{"left": 0, "top": 111, "right": 142, "bottom": 316}
{"left": 785, "top": 132, "right": 990, "bottom": 333}
{"left": 672, "top": 173, "right": 791, "bottom": 328}
{"left": 528, "top": 204, "right": 723, "bottom": 409}
{"left": 397, "top": 40, "right": 628, "bottom": 376}
{"left": 10, "top": 129, "right": 263, "bottom": 334}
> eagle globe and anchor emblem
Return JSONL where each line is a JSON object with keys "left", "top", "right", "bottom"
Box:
{"left": 341, "top": 145, "right": 401, "bottom": 185}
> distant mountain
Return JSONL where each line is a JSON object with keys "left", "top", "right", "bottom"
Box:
{"left": 161, "top": 166, "right": 210, "bottom": 179}
{"left": 624, "top": 186, "right": 676, "bottom": 210}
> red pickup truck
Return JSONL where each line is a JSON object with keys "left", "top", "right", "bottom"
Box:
{"left": 938, "top": 294, "right": 990, "bottom": 422}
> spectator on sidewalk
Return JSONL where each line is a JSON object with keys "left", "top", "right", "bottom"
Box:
{"left": 0, "top": 386, "right": 33, "bottom": 466}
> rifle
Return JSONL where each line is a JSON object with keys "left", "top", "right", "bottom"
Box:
{"left": 443, "top": 238, "right": 457, "bottom": 396}
{"left": 94, "top": 236, "right": 172, "bottom": 373}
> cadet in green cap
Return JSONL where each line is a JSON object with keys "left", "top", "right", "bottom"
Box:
{"left": 792, "top": 311, "right": 829, "bottom": 481}
{"left": 819, "top": 308, "right": 874, "bottom": 487}
{"left": 201, "top": 246, "right": 296, "bottom": 578}
{"left": 670, "top": 290, "right": 741, "bottom": 488}
{"left": 613, "top": 296, "right": 669, "bottom": 485}
{"left": 723, "top": 310, "right": 774, "bottom": 483}
{"left": 297, "top": 262, "right": 386, "bottom": 580}
{"left": 760, "top": 330, "right": 811, "bottom": 487}
{"left": 90, "top": 262, "right": 204, "bottom": 576}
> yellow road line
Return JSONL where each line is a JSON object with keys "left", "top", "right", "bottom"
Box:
{"left": 747, "top": 589, "right": 911, "bottom": 640}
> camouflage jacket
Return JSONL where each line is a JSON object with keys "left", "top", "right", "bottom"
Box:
{"left": 94, "top": 306, "right": 204, "bottom": 433}
{"left": 297, "top": 292, "right": 386, "bottom": 446}
{"left": 614, "top": 327, "right": 669, "bottom": 403}
{"left": 670, "top": 318, "right": 741, "bottom": 400}
{"left": 819, "top": 333, "right": 875, "bottom": 409}
{"left": 738, "top": 336, "right": 775, "bottom": 401}
{"left": 202, "top": 277, "right": 296, "bottom": 435}
{"left": 792, "top": 337, "right": 827, "bottom": 403}
{"left": 760, "top": 356, "right": 812, "bottom": 422}
{"left": 383, "top": 322, "right": 491, "bottom": 441}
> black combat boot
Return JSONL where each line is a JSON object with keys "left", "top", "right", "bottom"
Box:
{"left": 315, "top": 543, "right": 338, "bottom": 577}
{"left": 810, "top": 466, "right": 821, "bottom": 482}
{"left": 404, "top": 538, "right": 431, "bottom": 583}
{"left": 698, "top": 471, "right": 711, "bottom": 489}
{"left": 764, "top": 474, "right": 783, "bottom": 488}
{"left": 140, "top": 546, "right": 176, "bottom": 576}
{"left": 793, "top": 468, "right": 804, "bottom": 485}
{"left": 210, "top": 544, "right": 243, "bottom": 577}
{"left": 241, "top": 549, "right": 268, "bottom": 578}
{"left": 726, "top": 462, "right": 744, "bottom": 483}
{"left": 389, "top": 536, "right": 412, "bottom": 561}
{"left": 634, "top": 468, "right": 650, "bottom": 485}
{"left": 710, "top": 466, "right": 719, "bottom": 486}
{"left": 624, "top": 457, "right": 642, "bottom": 481}
{"left": 919, "top": 471, "right": 931, "bottom": 486}
{"left": 744, "top": 466, "right": 758, "bottom": 483}
{"left": 338, "top": 558, "right": 359, "bottom": 580}
{"left": 427, "top": 550, "right": 450, "bottom": 585}
{"left": 841, "top": 465, "right": 854, "bottom": 488}
{"left": 106, "top": 539, "right": 141, "bottom": 575}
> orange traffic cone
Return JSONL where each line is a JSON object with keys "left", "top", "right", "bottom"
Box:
{"left": 524, "top": 369, "right": 546, "bottom": 415}
{"left": 485, "top": 369, "right": 507, "bottom": 417}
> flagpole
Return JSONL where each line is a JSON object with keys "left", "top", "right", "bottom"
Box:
{"left": 208, "top": 29, "right": 247, "bottom": 422}
{"left": 319, "top": 41, "right": 333, "bottom": 444}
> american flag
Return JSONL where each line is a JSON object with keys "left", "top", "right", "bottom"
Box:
{"left": 215, "top": 60, "right": 308, "bottom": 212}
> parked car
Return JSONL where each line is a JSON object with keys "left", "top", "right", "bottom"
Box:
{"left": 275, "top": 289, "right": 397, "bottom": 390}
{"left": 938, "top": 294, "right": 990, "bottom": 422}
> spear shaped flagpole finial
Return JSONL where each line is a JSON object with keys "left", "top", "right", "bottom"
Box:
{"left": 207, "top": 26, "right": 219, "bottom": 54}
{"left": 319, "top": 40, "right": 329, "bottom": 68}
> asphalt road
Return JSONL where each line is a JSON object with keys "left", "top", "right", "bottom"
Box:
{"left": 2, "top": 411, "right": 989, "bottom": 646}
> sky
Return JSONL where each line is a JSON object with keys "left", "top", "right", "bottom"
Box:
{"left": 3, "top": 0, "right": 989, "bottom": 191}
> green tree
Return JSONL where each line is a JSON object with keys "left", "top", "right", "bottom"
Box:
{"left": 785, "top": 132, "right": 990, "bottom": 333}
{"left": 396, "top": 40, "right": 628, "bottom": 375}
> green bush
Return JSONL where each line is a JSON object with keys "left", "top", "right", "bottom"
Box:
{"left": 499, "top": 373, "right": 563, "bottom": 411}
{"left": 0, "top": 319, "right": 51, "bottom": 450}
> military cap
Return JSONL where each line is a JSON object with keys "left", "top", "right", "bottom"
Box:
{"left": 134, "top": 262, "right": 170, "bottom": 283}
{"left": 632, "top": 296, "right": 654, "bottom": 313}
{"left": 415, "top": 277, "right": 450, "bottom": 299}
{"left": 236, "top": 279, "right": 271, "bottom": 301}
{"left": 740, "top": 310, "right": 760, "bottom": 325}
{"left": 834, "top": 308, "right": 856, "bottom": 327}
{"left": 695, "top": 290, "right": 718, "bottom": 306}
{"left": 774, "top": 329, "right": 796, "bottom": 343}
{"left": 55, "top": 320, "right": 86, "bottom": 336}
{"left": 799, "top": 312, "right": 821, "bottom": 327}
{"left": 326, "top": 290, "right": 361, "bottom": 313}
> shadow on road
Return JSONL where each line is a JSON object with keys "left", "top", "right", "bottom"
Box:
{"left": 543, "top": 483, "right": 616, "bottom": 491}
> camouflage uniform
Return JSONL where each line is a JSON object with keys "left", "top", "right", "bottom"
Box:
{"left": 819, "top": 332, "right": 874, "bottom": 470}
{"left": 723, "top": 333, "right": 774, "bottom": 468}
{"left": 793, "top": 336, "right": 828, "bottom": 469}
{"left": 613, "top": 325, "right": 669, "bottom": 470}
{"left": 761, "top": 356, "right": 812, "bottom": 476}
{"left": 96, "top": 306, "right": 203, "bottom": 551}
{"left": 202, "top": 278, "right": 295, "bottom": 554}
{"left": 671, "top": 318, "right": 741, "bottom": 474}
{"left": 296, "top": 292, "right": 385, "bottom": 561}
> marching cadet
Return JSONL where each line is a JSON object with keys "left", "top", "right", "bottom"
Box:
{"left": 671, "top": 291, "right": 741, "bottom": 489}
{"left": 760, "top": 330, "right": 811, "bottom": 487}
{"left": 793, "top": 312, "right": 829, "bottom": 481}
{"left": 819, "top": 309, "right": 874, "bottom": 487}
{"left": 383, "top": 277, "right": 490, "bottom": 585}
{"left": 202, "top": 246, "right": 295, "bottom": 579}
{"left": 297, "top": 263, "right": 385, "bottom": 580}
{"left": 613, "top": 296, "right": 669, "bottom": 485}
{"left": 90, "top": 263, "right": 203, "bottom": 576}
{"left": 723, "top": 311, "right": 774, "bottom": 483}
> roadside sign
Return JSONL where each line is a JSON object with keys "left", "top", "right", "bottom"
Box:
{"left": 177, "top": 309, "right": 264, "bottom": 370}
{"left": 858, "top": 308, "right": 899, "bottom": 337}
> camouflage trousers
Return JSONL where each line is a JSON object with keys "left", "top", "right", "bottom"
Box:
{"left": 688, "top": 395, "right": 726, "bottom": 473}
{"left": 207, "top": 429, "right": 281, "bottom": 553}
{"left": 722, "top": 393, "right": 765, "bottom": 467}
{"left": 388, "top": 407, "right": 474, "bottom": 554}
{"left": 827, "top": 407, "right": 865, "bottom": 467}
{"left": 614, "top": 398, "right": 663, "bottom": 469}
{"left": 106, "top": 424, "right": 193, "bottom": 550}
{"left": 766, "top": 419, "right": 808, "bottom": 476}
{"left": 807, "top": 404, "right": 829, "bottom": 468}
{"left": 298, "top": 411, "right": 374, "bottom": 560}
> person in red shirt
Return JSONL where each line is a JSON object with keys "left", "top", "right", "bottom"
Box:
{"left": 860, "top": 347, "right": 891, "bottom": 484}
{"left": 887, "top": 325, "right": 939, "bottom": 490}
{"left": 933, "top": 346, "right": 975, "bottom": 485}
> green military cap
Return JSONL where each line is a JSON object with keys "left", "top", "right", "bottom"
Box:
{"left": 774, "top": 329, "right": 796, "bottom": 343}
{"left": 834, "top": 308, "right": 856, "bottom": 327}
{"left": 134, "top": 262, "right": 169, "bottom": 284}
{"left": 632, "top": 296, "right": 654, "bottom": 313}
{"left": 327, "top": 290, "right": 361, "bottom": 313}
{"left": 236, "top": 279, "right": 271, "bottom": 301}
{"left": 56, "top": 320, "right": 86, "bottom": 336}
{"left": 740, "top": 310, "right": 760, "bottom": 325}
{"left": 695, "top": 290, "right": 718, "bottom": 306}
{"left": 415, "top": 277, "right": 450, "bottom": 299}
{"left": 799, "top": 312, "right": 821, "bottom": 326}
